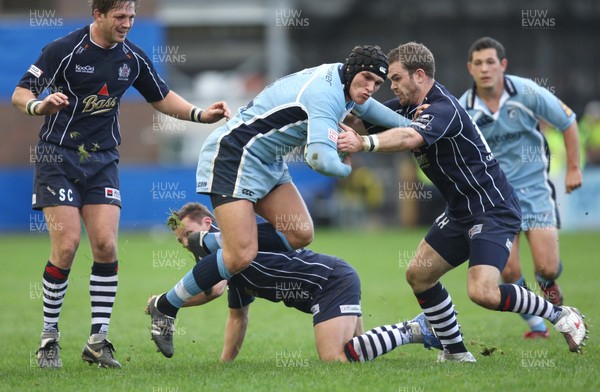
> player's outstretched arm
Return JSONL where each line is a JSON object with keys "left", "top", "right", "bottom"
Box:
{"left": 220, "top": 305, "right": 250, "bottom": 362}
{"left": 354, "top": 97, "right": 412, "bottom": 129}
{"left": 337, "top": 123, "right": 425, "bottom": 153}
{"left": 12, "top": 86, "right": 69, "bottom": 116}
{"left": 150, "top": 91, "right": 231, "bottom": 124}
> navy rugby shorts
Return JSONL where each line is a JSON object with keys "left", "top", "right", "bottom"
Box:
{"left": 424, "top": 192, "right": 521, "bottom": 271}
{"left": 32, "top": 140, "right": 121, "bottom": 210}
{"left": 310, "top": 260, "right": 362, "bottom": 325}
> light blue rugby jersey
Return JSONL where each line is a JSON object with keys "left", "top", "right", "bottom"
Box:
{"left": 459, "top": 75, "right": 575, "bottom": 188}
{"left": 209, "top": 63, "right": 410, "bottom": 177}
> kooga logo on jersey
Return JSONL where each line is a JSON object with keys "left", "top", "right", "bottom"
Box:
{"left": 75, "top": 65, "right": 95, "bottom": 74}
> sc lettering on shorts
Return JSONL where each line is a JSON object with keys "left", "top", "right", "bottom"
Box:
{"left": 59, "top": 188, "right": 73, "bottom": 202}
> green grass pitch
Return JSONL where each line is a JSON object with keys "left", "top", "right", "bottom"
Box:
{"left": 1, "top": 229, "right": 598, "bottom": 391}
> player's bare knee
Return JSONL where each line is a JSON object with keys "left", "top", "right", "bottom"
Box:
{"left": 536, "top": 264, "right": 559, "bottom": 280}
{"left": 92, "top": 238, "right": 117, "bottom": 261}
{"left": 53, "top": 237, "right": 80, "bottom": 265}
{"left": 287, "top": 228, "right": 314, "bottom": 249}
{"left": 405, "top": 265, "right": 431, "bottom": 290}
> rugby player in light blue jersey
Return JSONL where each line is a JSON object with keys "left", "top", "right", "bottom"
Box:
{"left": 148, "top": 46, "right": 413, "bottom": 338}
{"left": 459, "top": 37, "right": 583, "bottom": 339}
{"left": 339, "top": 42, "right": 587, "bottom": 362}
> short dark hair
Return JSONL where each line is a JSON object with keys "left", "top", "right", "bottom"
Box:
{"left": 387, "top": 42, "right": 435, "bottom": 78}
{"left": 166, "top": 202, "right": 214, "bottom": 231}
{"left": 468, "top": 37, "right": 506, "bottom": 62}
{"left": 91, "top": 0, "right": 138, "bottom": 14}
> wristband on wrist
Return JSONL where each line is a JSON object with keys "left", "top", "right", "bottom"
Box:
{"left": 190, "top": 106, "right": 205, "bottom": 123}
{"left": 26, "top": 99, "right": 42, "bottom": 116}
{"left": 361, "top": 135, "right": 379, "bottom": 152}
{"left": 361, "top": 136, "right": 372, "bottom": 152}
{"left": 371, "top": 134, "right": 380, "bottom": 152}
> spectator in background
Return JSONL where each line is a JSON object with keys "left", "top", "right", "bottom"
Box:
{"left": 580, "top": 101, "right": 600, "bottom": 167}
{"left": 335, "top": 156, "right": 384, "bottom": 228}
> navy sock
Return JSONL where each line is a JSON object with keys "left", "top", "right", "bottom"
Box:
{"left": 257, "top": 223, "right": 294, "bottom": 251}
{"left": 193, "top": 252, "right": 227, "bottom": 287}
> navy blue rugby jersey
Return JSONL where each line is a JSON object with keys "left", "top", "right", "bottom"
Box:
{"left": 226, "top": 249, "right": 344, "bottom": 314}
{"left": 17, "top": 24, "right": 169, "bottom": 151}
{"left": 369, "top": 82, "right": 515, "bottom": 219}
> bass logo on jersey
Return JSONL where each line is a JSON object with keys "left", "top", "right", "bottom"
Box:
{"left": 82, "top": 85, "right": 118, "bottom": 115}
{"left": 118, "top": 63, "right": 131, "bottom": 81}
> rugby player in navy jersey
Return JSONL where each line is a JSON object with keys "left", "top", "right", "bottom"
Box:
{"left": 145, "top": 202, "right": 441, "bottom": 362}
{"left": 147, "top": 46, "right": 415, "bottom": 343}
{"left": 338, "top": 42, "right": 587, "bottom": 362}
{"left": 12, "top": 0, "right": 229, "bottom": 368}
